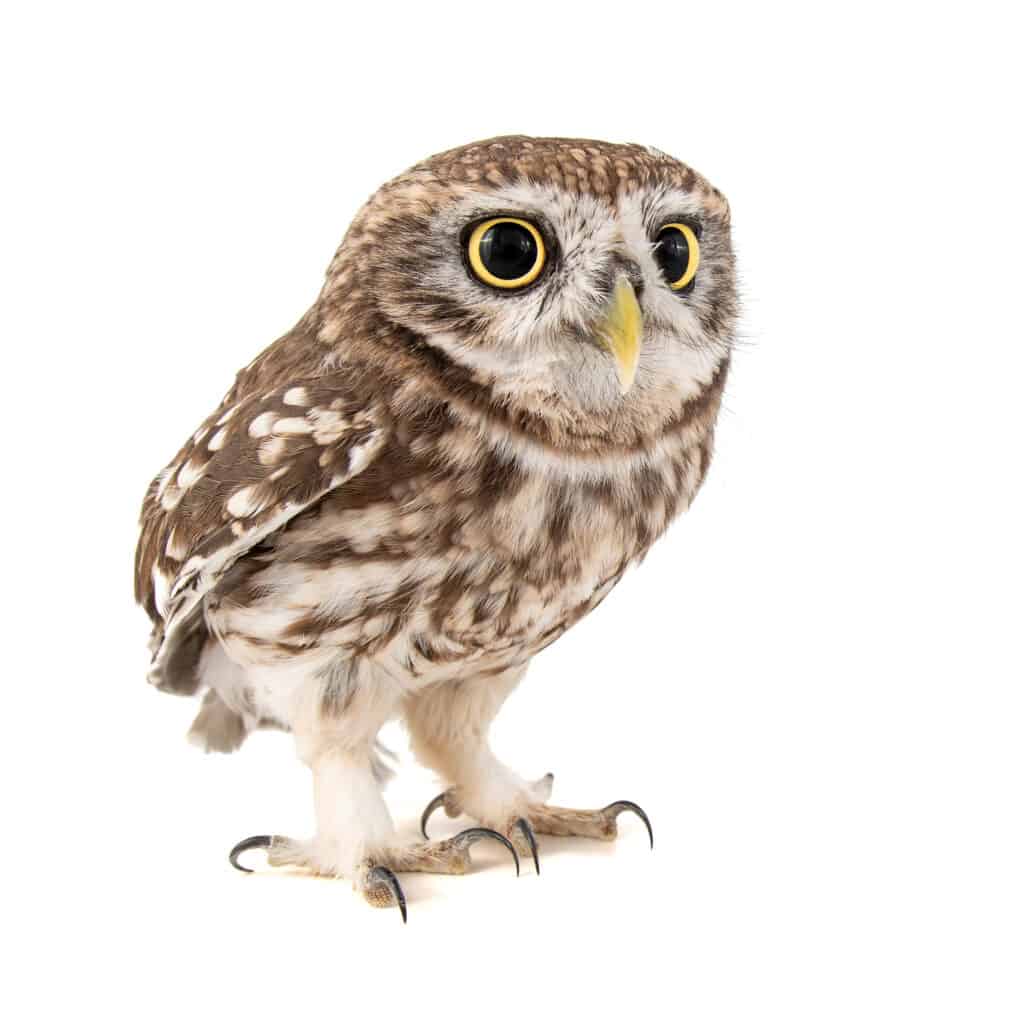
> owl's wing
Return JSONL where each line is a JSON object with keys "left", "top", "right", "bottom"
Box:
{"left": 134, "top": 374, "right": 389, "bottom": 689}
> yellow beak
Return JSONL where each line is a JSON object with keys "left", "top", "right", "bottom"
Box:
{"left": 595, "top": 277, "right": 643, "bottom": 395}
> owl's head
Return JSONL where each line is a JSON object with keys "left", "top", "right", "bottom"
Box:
{"left": 320, "top": 136, "right": 737, "bottom": 451}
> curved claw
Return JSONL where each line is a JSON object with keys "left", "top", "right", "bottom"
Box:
{"left": 514, "top": 817, "right": 540, "bottom": 876}
{"left": 602, "top": 800, "right": 655, "bottom": 849}
{"left": 420, "top": 792, "right": 447, "bottom": 840}
{"left": 451, "top": 827, "right": 521, "bottom": 876}
{"left": 367, "top": 865, "right": 408, "bottom": 924}
{"left": 228, "top": 834, "right": 278, "bottom": 873}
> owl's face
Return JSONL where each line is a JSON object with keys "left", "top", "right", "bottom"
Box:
{"left": 325, "top": 137, "right": 736, "bottom": 446}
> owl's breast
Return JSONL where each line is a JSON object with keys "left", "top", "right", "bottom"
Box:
{"left": 209, "top": 422, "right": 709, "bottom": 683}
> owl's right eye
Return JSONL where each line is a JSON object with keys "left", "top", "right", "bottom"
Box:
{"left": 466, "top": 217, "right": 546, "bottom": 290}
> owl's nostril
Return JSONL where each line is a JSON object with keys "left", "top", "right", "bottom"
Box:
{"left": 610, "top": 257, "right": 645, "bottom": 299}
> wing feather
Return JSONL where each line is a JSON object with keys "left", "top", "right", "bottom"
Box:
{"left": 134, "top": 373, "right": 389, "bottom": 687}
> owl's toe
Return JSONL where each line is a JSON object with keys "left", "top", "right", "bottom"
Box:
{"left": 419, "top": 783, "right": 654, "bottom": 873}
{"left": 511, "top": 816, "right": 541, "bottom": 875}
{"left": 525, "top": 799, "right": 654, "bottom": 847}
{"left": 228, "top": 833, "right": 281, "bottom": 872}
{"left": 361, "top": 865, "right": 407, "bottom": 922}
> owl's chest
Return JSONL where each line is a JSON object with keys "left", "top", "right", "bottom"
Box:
{"left": 421, "top": 481, "right": 637, "bottom": 656}
{"left": 358, "top": 447, "right": 688, "bottom": 674}
{"left": 225, "top": 433, "right": 700, "bottom": 680}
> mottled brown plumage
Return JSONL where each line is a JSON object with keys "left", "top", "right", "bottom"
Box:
{"left": 134, "top": 135, "right": 737, "bottom": 915}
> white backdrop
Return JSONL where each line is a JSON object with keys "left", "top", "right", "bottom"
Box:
{"left": 3, "top": 2, "right": 1021, "bottom": 1021}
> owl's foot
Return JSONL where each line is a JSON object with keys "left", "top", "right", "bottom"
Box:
{"left": 514, "top": 799, "right": 653, "bottom": 846}
{"left": 419, "top": 776, "right": 653, "bottom": 874}
{"left": 228, "top": 828, "right": 519, "bottom": 922}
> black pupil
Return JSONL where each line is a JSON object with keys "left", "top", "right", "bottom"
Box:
{"left": 656, "top": 227, "right": 691, "bottom": 283}
{"left": 479, "top": 222, "right": 538, "bottom": 280}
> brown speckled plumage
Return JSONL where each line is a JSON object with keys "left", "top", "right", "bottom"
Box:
{"left": 134, "top": 136, "right": 737, "bottom": 906}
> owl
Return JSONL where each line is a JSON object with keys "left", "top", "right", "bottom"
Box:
{"left": 135, "top": 136, "right": 737, "bottom": 920}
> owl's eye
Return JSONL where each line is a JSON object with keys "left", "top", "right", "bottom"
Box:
{"left": 467, "top": 217, "right": 546, "bottom": 289}
{"left": 655, "top": 223, "right": 701, "bottom": 291}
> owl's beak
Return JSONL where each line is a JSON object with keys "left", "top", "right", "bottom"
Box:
{"left": 595, "top": 277, "right": 643, "bottom": 395}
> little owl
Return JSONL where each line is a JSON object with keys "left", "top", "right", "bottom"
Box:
{"left": 134, "top": 135, "right": 737, "bottom": 920}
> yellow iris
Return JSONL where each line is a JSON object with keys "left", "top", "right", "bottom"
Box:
{"left": 659, "top": 223, "right": 701, "bottom": 290}
{"left": 467, "top": 217, "right": 546, "bottom": 289}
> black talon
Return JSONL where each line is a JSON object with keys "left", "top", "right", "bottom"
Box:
{"left": 420, "top": 792, "right": 447, "bottom": 840}
{"left": 514, "top": 817, "right": 540, "bottom": 875}
{"left": 228, "top": 834, "right": 277, "bottom": 873}
{"left": 452, "top": 827, "right": 521, "bottom": 876}
{"left": 602, "top": 800, "right": 655, "bottom": 849}
{"left": 367, "top": 865, "right": 407, "bottom": 923}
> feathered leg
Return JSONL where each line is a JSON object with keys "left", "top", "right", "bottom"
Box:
{"left": 406, "top": 666, "right": 653, "bottom": 873}
{"left": 227, "top": 659, "right": 517, "bottom": 920}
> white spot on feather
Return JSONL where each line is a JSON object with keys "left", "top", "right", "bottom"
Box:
{"left": 258, "top": 436, "right": 289, "bottom": 465}
{"left": 165, "top": 527, "right": 189, "bottom": 560}
{"left": 227, "top": 485, "right": 268, "bottom": 518}
{"left": 208, "top": 428, "right": 228, "bottom": 451}
{"left": 151, "top": 565, "right": 172, "bottom": 617}
{"left": 308, "top": 408, "right": 350, "bottom": 444}
{"left": 177, "top": 458, "right": 206, "bottom": 489}
{"left": 161, "top": 485, "right": 183, "bottom": 511}
{"left": 273, "top": 417, "right": 313, "bottom": 436}
{"left": 347, "top": 430, "right": 383, "bottom": 475}
{"left": 248, "top": 412, "right": 277, "bottom": 438}
{"left": 284, "top": 387, "right": 310, "bottom": 406}
{"left": 216, "top": 404, "right": 239, "bottom": 426}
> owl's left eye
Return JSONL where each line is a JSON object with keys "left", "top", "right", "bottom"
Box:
{"left": 655, "top": 222, "right": 701, "bottom": 292}
{"left": 466, "top": 217, "right": 546, "bottom": 290}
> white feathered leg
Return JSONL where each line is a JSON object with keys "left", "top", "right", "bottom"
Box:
{"left": 228, "top": 658, "right": 404, "bottom": 907}
{"left": 229, "top": 658, "right": 519, "bottom": 919}
{"left": 407, "top": 665, "right": 653, "bottom": 869}
{"left": 405, "top": 666, "right": 548, "bottom": 860}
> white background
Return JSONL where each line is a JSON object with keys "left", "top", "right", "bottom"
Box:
{"left": 3, "top": 2, "right": 1021, "bottom": 1021}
